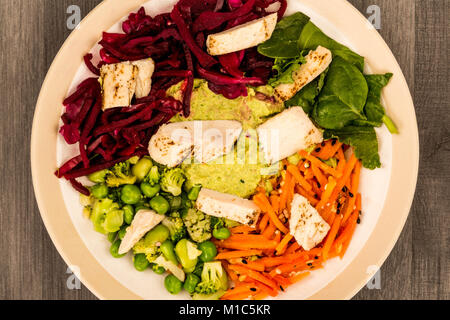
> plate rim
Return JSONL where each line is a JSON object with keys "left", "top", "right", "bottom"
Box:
{"left": 31, "top": 0, "right": 419, "bottom": 300}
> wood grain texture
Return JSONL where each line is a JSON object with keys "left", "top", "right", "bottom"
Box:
{"left": 0, "top": 0, "right": 447, "bottom": 300}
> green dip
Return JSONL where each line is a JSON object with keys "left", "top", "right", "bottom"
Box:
{"left": 168, "top": 80, "right": 284, "bottom": 198}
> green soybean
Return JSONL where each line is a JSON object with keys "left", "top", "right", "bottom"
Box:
{"left": 121, "top": 185, "right": 142, "bottom": 205}
{"left": 198, "top": 241, "right": 217, "bottom": 262}
{"left": 213, "top": 227, "right": 231, "bottom": 240}
{"left": 132, "top": 157, "right": 153, "bottom": 182}
{"left": 160, "top": 240, "right": 178, "bottom": 265}
{"left": 107, "top": 231, "right": 117, "bottom": 243}
{"left": 118, "top": 225, "right": 127, "bottom": 240}
{"left": 146, "top": 224, "right": 170, "bottom": 244}
{"left": 187, "top": 185, "right": 202, "bottom": 201}
{"left": 91, "top": 184, "right": 109, "bottom": 199}
{"left": 169, "top": 196, "right": 182, "bottom": 211}
{"left": 183, "top": 273, "right": 200, "bottom": 294}
{"left": 141, "top": 182, "right": 160, "bottom": 198}
{"left": 133, "top": 253, "right": 150, "bottom": 271}
{"left": 110, "top": 239, "right": 126, "bottom": 258}
{"left": 151, "top": 264, "right": 165, "bottom": 274}
{"left": 164, "top": 274, "right": 183, "bottom": 294}
{"left": 122, "top": 205, "right": 135, "bottom": 225}
{"left": 149, "top": 195, "right": 170, "bottom": 215}
{"left": 88, "top": 169, "right": 108, "bottom": 183}
{"left": 175, "top": 239, "right": 201, "bottom": 273}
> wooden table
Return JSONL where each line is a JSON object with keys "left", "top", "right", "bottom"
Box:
{"left": 0, "top": 0, "right": 448, "bottom": 300}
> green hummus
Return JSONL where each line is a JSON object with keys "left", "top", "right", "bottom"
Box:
{"left": 168, "top": 80, "right": 284, "bottom": 198}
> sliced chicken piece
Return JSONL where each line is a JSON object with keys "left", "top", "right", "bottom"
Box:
{"left": 132, "top": 58, "right": 155, "bottom": 98}
{"left": 100, "top": 62, "right": 137, "bottom": 110}
{"left": 149, "top": 120, "right": 242, "bottom": 167}
{"left": 257, "top": 107, "right": 323, "bottom": 164}
{"left": 274, "top": 46, "right": 332, "bottom": 102}
{"left": 192, "top": 120, "right": 242, "bottom": 163}
{"left": 100, "top": 58, "right": 155, "bottom": 109}
{"left": 196, "top": 188, "right": 261, "bottom": 227}
{"left": 289, "top": 194, "right": 330, "bottom": 251}
{"left": 118, "top": 209, "right": 164, "bottom": 255}
{"left": 206, "top": 13, "right": 278, "bottom": 56}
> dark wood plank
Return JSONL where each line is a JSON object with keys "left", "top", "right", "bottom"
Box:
{"left": 0, "top": 0, "right": 447, "bottom": 300}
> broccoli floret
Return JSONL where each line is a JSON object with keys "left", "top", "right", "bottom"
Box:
{"left": 162, "top": 216, "right": 186, "bottom": 242}
{"left": 211, "top": 216, "right": 241, "bottom": 231}
{"left": 160, "top": 168, "right": 185, "bottom": 196}
{"left": 106, "top": 161, "right": 137, "bottom": 187}
{"left": 183, "top": 208, "right": 212, "bottom": 243}
{"left": 145, "top": 166, "right": 160, "bottom": 185}
{"left": 90, "top": 198, "right": 124, "bottom": 234}
{"left": 195, "top": 261, "right": 228, "bottom": 296}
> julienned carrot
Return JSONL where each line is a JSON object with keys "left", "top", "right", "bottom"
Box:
{"left": 285, "top": 242, "right": 300, "bottom": 254}
{"left": 299, "top": 150, "right": 342, "bottom": 178}
{"left": 311, "top": 164, "right": 327, "bottom": 189}
{"left": 315, "top": 176, "right": 337, "bottom": 211}
{"left": 333, "top": 212, "right": 358, "bottom": 255}
{"left": 322, "top": 214, "right": 342, "bottom": 260}
{"left": 253, "top": 193, "right": 289, "bottom": 234}
{"left": 221, "top": 290, "right": 255, "bottom": 300}
{"left": 262, "top": 221, "right": 276, "bottom": 239}
{"left": 273, "top": 275, "right": 292, "bottom": 288}
{"left": 230, "top": 225, "right": 256, "bottom": 234}
{"left": 223, "top": 261, "right": 239, "bottom": 282}
{"left": 342, "top": 162, "right": 361, "bottom": 224}
{"left": 258, "top": 213, "right": 270, "bottom": 233}
{"left": 218, "top": 238, "right": 278, "bottom": 250}
{"left": 295, "top": 185, "right": 319, "bottom": 206}
{"left": 252, "top": 280, "right": 278, "bottom": 297}
{"left": 228, "top": 265, "right": 278, "bottom": 291}
{"left": 259, "top": 251, "right": 305, "bottom": 267}
{"left": 216, "top": 250, "right": 263, "bottom": 260}
{"left": 270, "top": 195, "right": 280, "bottom": 214}
{"left": 287, "top": 165, "right": 312, "bottom": 191}
{"left": 221, "top": 282, "right": 259, "bottom": 300}
{"left": 235, "top": 260, "right": 265, "bottom": 272}
{"left": 252, "top": 292, "right": 269, "bottom": 300}
{"left": 269, "top": 254, "right": 309, "bottom": 277}
{"left": 279, "top": 170, "right": 292, "bottom": 210}
{"left": 275, "top": 233, "right": 294, "bottom": 256}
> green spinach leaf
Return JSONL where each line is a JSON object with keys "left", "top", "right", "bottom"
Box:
{"left": 357, "top": 73, "right": 398, "bottom": 133}
{"left": 258, "top": 12, "right": 310, "bottom": 59}
{"left": 312, "top": 56, "right": 368, "bottom": 129}
{"left": 298, "top": 21, "right": 365, "bottom": 71}
{"left": 285, "top": 68, "right": 328, "bottom": 115}
{"left": 268, "top": 55, "right": 306, "bottom": 87}
{"left": 324, "top": 126, "right": 381, "bottom": 169}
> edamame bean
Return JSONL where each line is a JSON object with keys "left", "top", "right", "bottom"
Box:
{"left": 132, "top": 157, "right": 153, "bottom": 182}
{"left": 140, "top": 182, "right": 160, "bottom": 198}
{"left": 107, "top": 231, "right": 117, "bottom": 243}
{"left": 88, "top": 169, "right": 108, "bottom": 183}
{"left": 118, "top": 225, "right": 127, "bottom": 240}
{"left": 133, "top": 253, "right": 150, "bottom": 271}
{"left": 146, "top": 224, "right": 170, "bottom": 244}
{"left": 91, "top": 184, "right": 109, "bottom": 199}
{"left": 122, "top": 205, "right": 135, "bottom": 225}
{"left": 164, "top": 274, "right": 183, "bottom": 294}
{"left": 151, "top": 264, "right": 165, "bottom": 274}
{"left": 198, "top": 241, "right": 217, "bottom": 262}
{"left": 187, "top": 185, "right": 202, "bottom": 201}
{"left": 110, "top": 239, "right": 126, "bottom": 258}
{"left": 169, "top": 196, "right": 182, "bottom": 211}
{"left": 213, "top": 227, "right": 231, "bottom": 240}
{"left": 149, "top": 195, "right": 170, "bottom": 215}
{"left": 175, "top": 239, "right": 201, "bottom": 273}
{"left": 121, "top": 185, "right": 142, "bottom": 205}
{"left": 183, "top": 273, "right": 200, "bottom": 294}
{"left": 160, "top": 240, "right": 178, "bottom": 265}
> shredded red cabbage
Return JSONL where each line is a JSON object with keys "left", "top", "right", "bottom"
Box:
{"left": 57, "top": 1, "right": 285, "bottom": 192}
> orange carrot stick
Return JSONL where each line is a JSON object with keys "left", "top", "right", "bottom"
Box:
{"left": 311, "top": 164, "right": 327, "bottom": 189}
{"left": 287, "top": 165, "right": 313, "bottom": 191}
{"left": 275, "top": 233, "right": 294, "bottom": 256}
{"left": 258, "top": 212, "right": 270, "bottom": 233}
{"left": 322, "top": 214, "right": 342, "bottom": 260}
{"left": 315, "top": 176, "right": 337, "bottom": 211}
{"left": 299, "top": 150, "right": 342, "bottom": 178}
{"left": 253, "top": 193, "right": 289, "bottom": 234}
{"left": 295, "top": 185, "right": 319, "bottom": 206}
{"left": 228, "top": 265, "right": 278, "bottom": 291}
{"left": 216, "top": 250, "right": 263, "bottom": 260}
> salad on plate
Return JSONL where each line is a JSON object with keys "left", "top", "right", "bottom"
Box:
{"left": 55, "top": 0, "right": 397, "bottom": 300}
